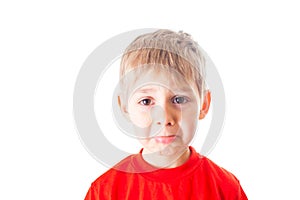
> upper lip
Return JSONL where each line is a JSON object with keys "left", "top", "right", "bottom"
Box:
{"left": 156, "top": 135, "right": 176, "bottom": 137}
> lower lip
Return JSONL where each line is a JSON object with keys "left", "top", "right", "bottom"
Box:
{"left": 154, "top": 136, "right": 177, "bottom": 144}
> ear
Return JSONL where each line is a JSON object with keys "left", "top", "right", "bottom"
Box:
{"left": 118, "top": 95, "right": 128, "bottom": 114}
{"left": 199, "top": 90, "right": 211, "bottom": 120}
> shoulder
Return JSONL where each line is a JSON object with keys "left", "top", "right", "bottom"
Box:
{"left": 90, "top": 154, "right": 137, "bottom": 187}
{"left": 200, "top": 156, "right": 239, "bottom": 183}
{"left": 85, "top": 154, "right": 141, "bottom": 200}
{"left": 196, "top": 155, "right": 247, "bottom": 199}
{"left": 189, "top": 147, "right": 240, "bottom": 185}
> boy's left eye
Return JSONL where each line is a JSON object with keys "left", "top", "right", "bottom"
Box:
{"left": 172, "top": 96, "right": 189, "bottom": 104}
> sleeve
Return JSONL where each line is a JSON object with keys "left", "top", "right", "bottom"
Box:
{"left": 84, "top": 184, "right": 100, "bottom": 200}
{"left": 239, "top": 184, "right": 248, "bottom": 200}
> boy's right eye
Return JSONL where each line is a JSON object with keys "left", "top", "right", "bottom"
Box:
{"left": 139, "top": 98, "right": 152, "bottom": 106}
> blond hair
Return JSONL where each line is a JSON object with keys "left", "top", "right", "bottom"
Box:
{"left": 120, "top": 29, "right": 207, "bottom": 101}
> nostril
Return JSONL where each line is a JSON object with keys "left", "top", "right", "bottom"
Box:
{"left": 166, "top": 121, "right": 174, "bottom": 126}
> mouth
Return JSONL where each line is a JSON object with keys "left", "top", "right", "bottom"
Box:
{"left": 154, "top": 135, "right": 177, "bottom": 144}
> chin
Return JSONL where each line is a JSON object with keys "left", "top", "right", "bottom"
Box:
{"left": 155, "top": 144, "right": 188, "bottom": 156}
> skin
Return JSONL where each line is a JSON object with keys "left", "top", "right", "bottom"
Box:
{"left": 119, "top": 71, "right": 211, "bottom": 168}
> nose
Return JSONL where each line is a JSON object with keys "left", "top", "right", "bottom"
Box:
{"left": 155, "top": 102, "right": 179, "bottom": 126}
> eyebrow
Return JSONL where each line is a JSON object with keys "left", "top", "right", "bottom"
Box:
{"left": 174, "top": 87, "right": 193, "bottom": 92}
{"left": 134, "top": 87, "right": 194, "bottom": 94}
{"left": 134, "top": 88, "right": 157, "bottom": 94}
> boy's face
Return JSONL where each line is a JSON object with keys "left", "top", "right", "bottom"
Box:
{"left": 121, "top": 68, "right": 202, "bottom": 156}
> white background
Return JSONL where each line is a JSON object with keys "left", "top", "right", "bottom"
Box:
{"left": 1, "top": 0, "right": 299, "bottom": 199}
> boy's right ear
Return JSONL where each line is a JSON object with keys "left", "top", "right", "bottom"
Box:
{"left": 118, "top": 95, "right": 128, "bottom": 114}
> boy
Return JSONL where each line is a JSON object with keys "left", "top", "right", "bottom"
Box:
{"left": 85, "top": 29, "right": 247, "bottom": 199}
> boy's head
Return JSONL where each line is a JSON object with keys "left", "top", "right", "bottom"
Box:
{"left": 117, "top": 29, "right": 211, "bottom": 158}
{"left": 120, "top": 29, "right": 206, "bottom": 102}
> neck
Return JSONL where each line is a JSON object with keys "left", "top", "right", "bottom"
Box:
{"left": 141, "top": 147, "right": 191, "bottom": 168}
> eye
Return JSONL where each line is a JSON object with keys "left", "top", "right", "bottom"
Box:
{"left": 172, "top": 96, "right": 189, "bottom": 104}
{"left": 139, "top": 98, "right": 153, "bottom": 106}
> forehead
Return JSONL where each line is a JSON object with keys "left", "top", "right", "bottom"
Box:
{"left": 121, "top": 65, "right": 200, "bottom": 98}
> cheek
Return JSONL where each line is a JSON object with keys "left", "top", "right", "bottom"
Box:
{"left": 181, "top": 104, "right": 199, "bottom": 122}
{"left": 180, "top": 108, "right": 199, "bottom": 139}
{"left": 181, "top": 116, "right": 198, "bottom": 133}
{"left": 128, "top": 107, "right": 152, "bottom": 128}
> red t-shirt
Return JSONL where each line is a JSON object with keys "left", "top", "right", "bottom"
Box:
{"left": 85, "top": 146, "right": 247, "bottom": 200}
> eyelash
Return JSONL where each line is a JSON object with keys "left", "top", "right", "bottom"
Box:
{"left": 172, "top": 96, "right": 189, "bottom": 104}
{"left": 138, "top": 98, "right": 154, "bottom": 106}
{"left": 138, "top": 96, "right": 189, "bottom": 106}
